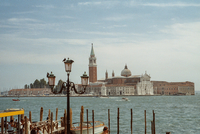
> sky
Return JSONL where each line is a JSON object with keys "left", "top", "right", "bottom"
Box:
{"left": 0, "top": 0, "right": 200, "bottom": 91}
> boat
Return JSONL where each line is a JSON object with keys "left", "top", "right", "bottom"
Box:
{"left": 122, "top": 98, "right": 128, "bottom": 101}
{"left": 99, "top": 96, "right": 109, "bottom": 98}
{"left": 71, "top": 121, "right": 106, "bottom": 134}
{"left": 12, "top": 99, "right": 20, "bottom": 101}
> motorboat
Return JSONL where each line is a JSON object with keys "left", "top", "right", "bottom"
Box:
{"left": 12, "top": 99, "right": 20, "bottom": 101}
{"left": 71, "top": 121, "right": 106, "bottom": 134}
{"left": 122, "top": 98, "right": 128, "bottom": 101}
{"left": 99, "top": 96, "right": 109, "bottom": 98}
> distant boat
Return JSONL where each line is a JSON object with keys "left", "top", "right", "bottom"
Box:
{"left": 71, "top": 121, "right": 106, "bottom": 134}
{"left": 99, "top": 96, "right": 109, "bottom": 98}
{"left": 122, "top": 98, "right": 128, "bottom": 101}
{"left": 12, "top": 99, "right": 20, "bottom": 101}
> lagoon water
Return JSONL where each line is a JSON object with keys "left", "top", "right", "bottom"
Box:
{"left": 1, "top": 94, "right": 200, "bottom": 134}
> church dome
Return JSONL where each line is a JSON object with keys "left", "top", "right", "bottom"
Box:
{"left": 121, "top": 64, "right": 131, "bottom": 77}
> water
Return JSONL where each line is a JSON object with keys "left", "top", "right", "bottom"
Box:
{"left": 1, "top": 94, "right": 200, "bottom": 134}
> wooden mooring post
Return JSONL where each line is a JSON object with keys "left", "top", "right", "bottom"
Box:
{"left": 108, "top": 109, "right": 110, "bottom": 134}
{"left": 117, "top": 108, "right": 119, "bottom": 134}
{"left": 24, "top": 116, "right": 28, "bottom": 134}
{"left": 151, "top": 110, "right": 156, "bottom": 134}
{"left": 1, "top": 117, "right": 4, "bottom": 134}
{"left": 166, "top": 132, "right": 171, "bottom": 134}
{"left": 5, "top": 117, "right": 7, "bottom": 133}
{"left": 92, "top": 110, "right": 94, "bottom": 134}
{"left": 153, "top": 110, "right": 155, "bottom": 134}
{"left": 86, "top": 109, "right": 89, "bottom": 134}
{"left": 131, "top": 109, "right": 132, "bottom": 134}
{"left": 80, "top": 112, "right": 83, "bottom": 134}
{"left": 51, "top": 112, "right": 53, "bottom": 134}
{"left": 48, "top": 109, "right": 51, "bottom": 121}
{"left": 40, "top": 107, "right": 43, "bottom": 121}
{"left": 29, "top": 111, "right": 32, "bottom": 123}
{"left": 145, "top": 110, "right": 146, "bottom": 134}
{"left": 64, "top": 112, "right": 66, "bottom": 134}
{"left": 56, "top": 108, "right": 58, "bottom": 121}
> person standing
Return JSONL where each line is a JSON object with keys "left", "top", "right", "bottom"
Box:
{"left": 20, "top": 119, "right": 24, "bottom": 134}
{"left": 101, "top": 127, "right": 109, "bottom": 134}
{"left": 7, "top": 120, "right": 15, "bottom": 134}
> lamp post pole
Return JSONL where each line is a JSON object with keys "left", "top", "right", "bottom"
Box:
{"left": 47, "top": 58, "right": 89, "bottom": 134}
{"left": 67, "top": 73, "right": 70, "bottom": 134}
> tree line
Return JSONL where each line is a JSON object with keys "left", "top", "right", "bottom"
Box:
{"left": 24, "top": 78, "right": 64, "bottom": 89}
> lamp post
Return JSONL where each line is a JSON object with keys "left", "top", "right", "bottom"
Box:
{"left": 47, "top": 58, "right": 89, "bottom": 134}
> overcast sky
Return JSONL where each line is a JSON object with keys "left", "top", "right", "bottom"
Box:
{"left": 0, "top": 0, "right": 200, "bottom": 91}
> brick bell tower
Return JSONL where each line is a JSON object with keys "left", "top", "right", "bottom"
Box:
{"left": 89, "top": 43, "right": 97, "bottom": 83}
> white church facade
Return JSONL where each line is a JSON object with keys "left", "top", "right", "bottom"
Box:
{"left": 78, "top": 44, "right": 154, "bottom": 96}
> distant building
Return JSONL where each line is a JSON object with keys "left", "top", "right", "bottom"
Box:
{"left": 8, "top": 88, "right": 51, "bottom": 96}
{"left": 79, "top": 44, "right": 154, "bottom": 96}
{"left": 152, "top": 81, "right": 195, "bottom": 95}
{"left": 79, "top": 44, "right": 195, "bottom": 96}
{"left": 1, "top": 91, "right": 8, "bottom": 96}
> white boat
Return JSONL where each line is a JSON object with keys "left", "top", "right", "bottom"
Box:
{"left": 71, "top": 121, "right": 106, "bottom": 134}
{"left": 122, "top": 98, "right": 128, "bottom": 101}
{"left": 99, "top": 96, "right": 109, "bottom": 98}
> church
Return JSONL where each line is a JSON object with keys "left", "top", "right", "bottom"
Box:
{"left": 82, "top": 44, "right": 154, "bottom": 96}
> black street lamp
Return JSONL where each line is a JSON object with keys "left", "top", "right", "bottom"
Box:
{"left": 47, "top": 58, "right": 89, "bottom": 134}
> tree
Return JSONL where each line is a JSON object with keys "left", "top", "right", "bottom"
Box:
{"left": 40, "top": 78, "right": 47, "bottom": 88}
{"left": 33, "top": 79, "right": 40, "bottom": 88}
{"left": 54, "top": 79, "right": 64, "bottom": 93}
{"left": 24, "top": 84, "right": 28, "bottom": 89}
{"left": 30, "top": 83, "right": 34, "bottom": 88}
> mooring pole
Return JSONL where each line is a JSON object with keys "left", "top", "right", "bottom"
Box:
{"left": 153, "top": 110, "right": 155, "bottom": 134}
{"left": 80, "top": 112, "right": 82, "bottom": 134}
{"left": 56, "top": 108, "right": 58, "bottom": 121}
{"left": 131, "top": 109, "right": 132, "bottom": 134}
{"left": 40, "top": 107, "right": 43, "bottom": 121}
{"left": 151, "top": 121, "right": 153, "bottom": 134}
{"left": 117, "top": 108, "right": 119, "bottom": 134}
{"left": 87, "top": 109, "right": 89, "bottom": 134}
{"left": 1, "top": 117, "right": 4, "bottom": 134}
{"left": 145, "top": 110, "right": 146, "bottom": 134}
{"left": 5, "top": 117, "right": 7, "bottom": 133}
{"left": 51, "top": 112, "right": 53, "bottom": 134}
{"left": 64, "top": 113, "right": 66, "bottom": 134}
{"left": 92, "top": 110, "right": 94, "bottom": 134}
{"left": 108, "top": 109, "right": 110, "bottom": 134}
{"left": 29, "top": 111, "right": 32, "bottom": 123}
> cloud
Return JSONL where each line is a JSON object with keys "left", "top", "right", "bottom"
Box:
{"left": 160, "top": 22, "right": 200, "bottom": 42}
{"left": 103, "top": 14, "right": 133, "bottom": 21}
{"left": 78, "top": 2, "right": 102, "bottom": 6}
{"left": 141, "top": 3, "right": 200, "bottom": 7}
{"left": 103, "top": 24, "right": 127, "bottom": 29}
{"left": 8, "top": 18, "right": 39, "bottom": 23}
{"left": 34, "top": 5, "right": 55, "bottom": 9}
